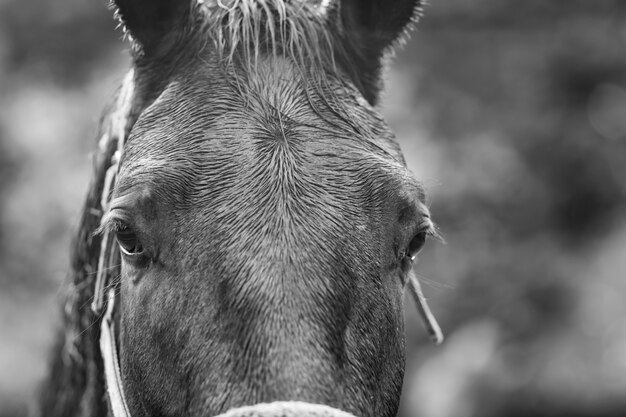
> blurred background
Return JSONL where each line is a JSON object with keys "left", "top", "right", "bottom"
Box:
{"left": 0, "top": 0, "right": 625, "bottom": 416}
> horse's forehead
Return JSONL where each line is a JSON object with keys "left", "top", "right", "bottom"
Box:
{"left": 118, "top": 54, "right": 408, "bottom": 209}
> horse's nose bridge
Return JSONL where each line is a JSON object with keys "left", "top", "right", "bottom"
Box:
{"left": 226, "top": 264, "right": 347, "bottom": 400}
{"left": 241, "top": 265, "right": 341, "bottom": 339}
{"left": 266, "top": 268, "right": 347, "bottom": 335}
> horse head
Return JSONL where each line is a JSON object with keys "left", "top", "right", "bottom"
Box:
{"left": 41, "top": 1, "right": 442, "bottom": 417}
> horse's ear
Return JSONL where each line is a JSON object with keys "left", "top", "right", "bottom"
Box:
{"left": 332, "top": 0, "right": 424, "bottom": 104}
{"left": 110, "top": 0, "right": 191, "bottom": 56}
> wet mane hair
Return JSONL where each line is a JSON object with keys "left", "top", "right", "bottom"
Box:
{"left": 198, "top": 0, "right": 335, "bottom": 72}
{"left": 197, "top": 0, "right": 354, "bottom": 130}
{"left": 112, "top": 0, "right": 423, "bottom": 104}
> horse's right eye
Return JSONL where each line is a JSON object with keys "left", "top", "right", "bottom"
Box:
{"left": 115, "top": 225, "right": 144, "bottom": 256}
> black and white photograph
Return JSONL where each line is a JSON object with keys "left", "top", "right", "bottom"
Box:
{"left": 1, "top": 1, "right": 625, "bottom": 416}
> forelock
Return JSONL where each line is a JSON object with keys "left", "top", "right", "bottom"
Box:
{"left": 195, "top": 0, "right": 340, "bottom": 79}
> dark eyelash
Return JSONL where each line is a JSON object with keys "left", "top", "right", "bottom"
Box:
{"left": 96, "top": 210, "right": 133, "bottom": 237}
{"left": 424, "top": 222, "right": 445, "bottom": 244}
{"left": 111, "top": 219, "right": 129, "bottom": 232}
{"left": 412, "top": 210, "right": 443, "bottom": 243}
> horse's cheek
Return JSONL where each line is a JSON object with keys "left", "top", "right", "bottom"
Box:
{"left": 373, "top": 275, "right": 406, "bottom": 417}
{"left": 119, "top": 269, "right": 189, "bottom": 416}
{"left": 341, "top": 277, "right": 405, "bottom": 417}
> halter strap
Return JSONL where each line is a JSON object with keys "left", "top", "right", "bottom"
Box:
{"left": 90, "top": 69, "right": 135, "bottom": 417}
{"left": 91, "top": 68, "right": 135, "bottom": 316}
{"left": 101, "top": 289, "right": 132, "bottom": 417}
{"left": 407, "top": 269, "right": 444, "bottom": 344}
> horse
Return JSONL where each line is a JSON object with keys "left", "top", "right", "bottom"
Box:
{"left": 38, "top": 1, "right": 442, "bottom": 416}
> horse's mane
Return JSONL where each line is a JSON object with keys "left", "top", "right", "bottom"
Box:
{"left": 189, "top": 0, "right": 422, "bottom": 123}
{"left": 198, "top": 0, "right": 335, "bottom": 73}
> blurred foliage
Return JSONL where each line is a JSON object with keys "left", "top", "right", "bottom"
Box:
{"left": 1, "top": 1, "right": 625, "bottom": 417}
{"left": 388, "top": 1, "right": 626, "bottom": 417}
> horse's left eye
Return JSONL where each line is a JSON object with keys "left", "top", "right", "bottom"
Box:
{"left": 115, "top": 225, "right": 144, "bottom": 256}
{"left": 407, "top": 232, "right": 427, "bottom": 261}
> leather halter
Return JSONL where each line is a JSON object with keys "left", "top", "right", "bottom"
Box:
{"left": 100, "top": 289, "right": 132, "bottom": 417}
{"left": 90, "top": 69, "right": 135, "bottom": 417}
{"left": 89, "top": 67, "right": 443, "bottom": 417}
